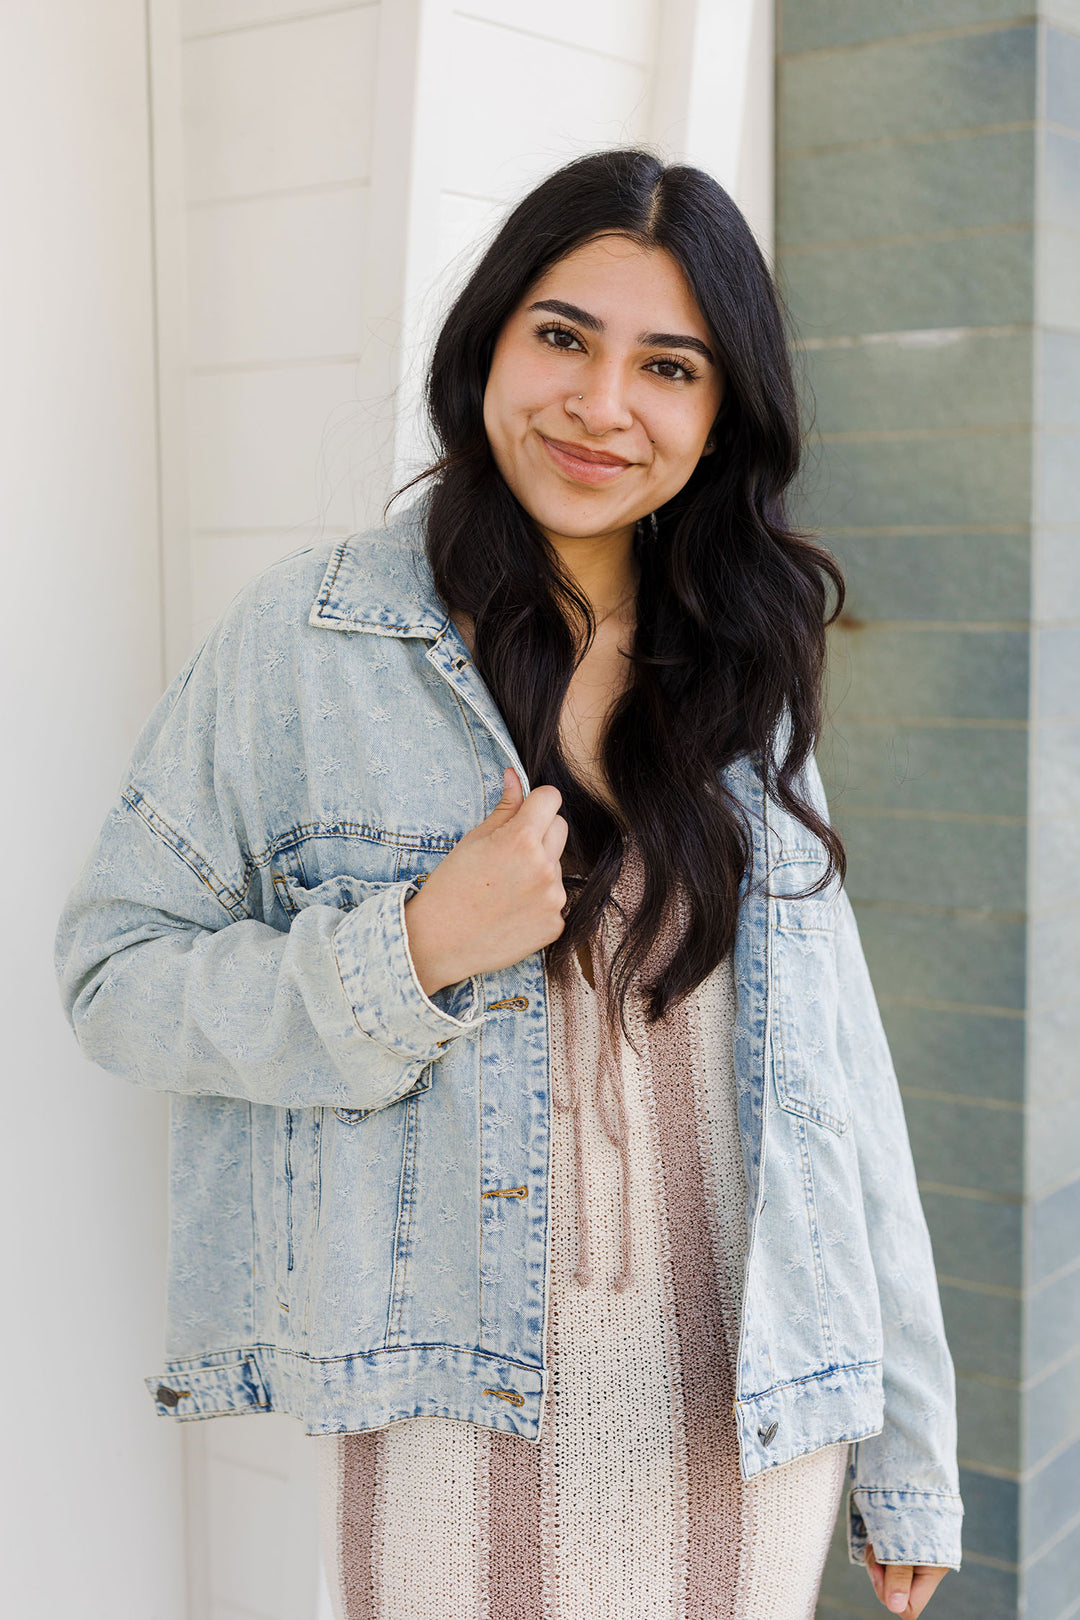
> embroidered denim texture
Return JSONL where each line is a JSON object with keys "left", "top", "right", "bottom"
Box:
{"left": 53, "top": 490, "right": 963, "bottom": 1571}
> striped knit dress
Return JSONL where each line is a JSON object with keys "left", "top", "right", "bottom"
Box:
{"left": 315, "top": 846, "right": 848, "bottom": 1618}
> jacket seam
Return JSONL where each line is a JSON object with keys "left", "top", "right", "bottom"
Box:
{"left": 854, "top": 1487, "right": 965, "bottom": 1503}
{"left": 155, "top": 1339, "right": 543, "bottom": 1371}
{"left": 312, "top": 539, "right": 349, "bottom": 617}
{"left": 797, "top": 1114, "right": 837, "bottom": 1363}
{"left": 386, "top": 1093, "right": 420, "bottom": 1347}
{"left": 735, "top": 1357, "right": 882, "bottom": 1405}
{"left": 436, "top": 674, "right": 493, "bottom": 1334}
{"left": 121, "top": 785, "right": 251, "bottom": 920}
{"left": 252, "top": 820, "right": 457, "bottom": 866}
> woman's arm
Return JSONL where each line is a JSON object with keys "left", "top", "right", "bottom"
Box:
{"left": 833, "top": 878, "right": 965, "bottom": 1572}
{"left": 793, "top": 743, "right": 964, "bottom": 1572}
{"left": 54, "top": 794, "right": 483, "bottom": 1112}
{"left": 53, "top": 626, "right": 485, "bottom": 1114}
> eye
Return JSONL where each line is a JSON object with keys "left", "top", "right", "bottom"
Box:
{"left": 533, "top": 320, "right": 700, "bottom": 382}
{"left": 646, "top": 356, "right": 700, "bottom": 382}
{"left": 534, "top": 320, "right": 585, "bottom": 352}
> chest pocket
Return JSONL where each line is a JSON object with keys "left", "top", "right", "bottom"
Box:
{"left": 273, "top": 868, "right": 401, "bottom": 920}
{"left": 768, "top": 849, "right": 851, "bottom": 1136}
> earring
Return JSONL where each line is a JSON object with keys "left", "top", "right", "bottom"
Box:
{"left": 578, "top": 394, "right": 583, "bottom": 400}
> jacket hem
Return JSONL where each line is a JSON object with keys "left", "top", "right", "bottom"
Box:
{"left": 146, "top": 1341, "right": 547, "bottom": 1441}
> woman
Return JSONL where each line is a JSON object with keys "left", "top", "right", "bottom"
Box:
{"left": 54, "top": 149, "right": 963, "bottom": 1619}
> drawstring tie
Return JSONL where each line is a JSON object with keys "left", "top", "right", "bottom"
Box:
{"left": 553, "top": 900, "right": 636, "bottom": 1294}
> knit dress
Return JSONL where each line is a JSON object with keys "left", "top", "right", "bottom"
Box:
{"left": 315, "top": 846, "right": 848, "bottom": 1619}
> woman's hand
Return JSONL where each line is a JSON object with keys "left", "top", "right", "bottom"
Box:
{"left": 865, "top": 1542, "right": 951, "bottom": 1616}
{"left": 404, "top": 767, "right": 569, "bottom": 995}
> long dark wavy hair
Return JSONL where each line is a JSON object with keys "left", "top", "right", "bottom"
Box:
{"left": 388, "top": 146, "right": 845, "bottom": 1044}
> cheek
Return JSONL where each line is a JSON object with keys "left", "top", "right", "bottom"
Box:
{"left": 484, "top": 361, "right": 537, "bottom": 445}
{"left": 498, "top": 342, "right": 571, "bottom": 419}
{"left": 647, "top": 405, "right": 712, "bottom": 465}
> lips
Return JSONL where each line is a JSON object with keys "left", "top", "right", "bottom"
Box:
{"left": 539, "top": 434, "right": 638, "bottom": 485}
{"left": 542, "top": 436, "right": 632, "bottom": 467}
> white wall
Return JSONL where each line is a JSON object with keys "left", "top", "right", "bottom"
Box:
{"left": 175, "top": 0, "right": 774, "bottom": 657}
{"left": 2, "top": 2, "right": 774, "bottom": 1615}
{"left": 0, "top": 4, "right": 187, "bottom": 1617}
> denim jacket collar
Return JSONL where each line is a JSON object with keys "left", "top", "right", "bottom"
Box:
{"left": 309, "top": 494, "right": 449, "bottom": 640}
{"left": 308, "top": 499, "right": 536, "bottom": 796}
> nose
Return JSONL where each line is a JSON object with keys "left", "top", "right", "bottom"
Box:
{"left": 568, "top": 359, "right": 635, "bottom": 435}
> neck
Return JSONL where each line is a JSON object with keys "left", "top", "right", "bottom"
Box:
{"left": 542, "top": 521, "right": 640, "bottom": 624}
{"left": 447, "top": 521, "right": 641, "bottom": 661}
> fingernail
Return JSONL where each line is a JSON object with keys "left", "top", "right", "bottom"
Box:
{"left": 889, "top": 1595, "right": 906, "bottom": 1613}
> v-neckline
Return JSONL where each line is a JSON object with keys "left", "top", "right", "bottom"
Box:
{"left": 573, "top": 940, "right": 596, "bottom": 995}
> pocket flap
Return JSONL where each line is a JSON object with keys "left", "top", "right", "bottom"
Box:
{"left": 274, "top": 870, "right": 400, "bottom": 916}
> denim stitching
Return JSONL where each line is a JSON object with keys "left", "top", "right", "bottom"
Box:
{"left": 735, "top": 1357, "right": 883, "bottom": 1406}
{"left": 122, "top": 786, "right": 250, "bottom": 920}
{"left": 253, "top": 820, "right": 458, "bottom": 866}
{"left": 797, "top": 1115, "right": 836, "bottom": 1365}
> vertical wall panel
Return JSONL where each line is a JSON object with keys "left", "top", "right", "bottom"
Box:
{"left": 777, "top": 4, "right": 1080, "bottom": 1616}
{"left": 1, "top": 3, "right": 186, "bottom": 1616}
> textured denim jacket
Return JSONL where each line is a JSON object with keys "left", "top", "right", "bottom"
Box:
{"left": 54, "top": 493, "right": 963, "bottom": 1571}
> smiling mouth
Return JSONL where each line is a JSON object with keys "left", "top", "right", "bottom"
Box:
{"left": 539, "top": 434, "right": 638, "bottom": 483}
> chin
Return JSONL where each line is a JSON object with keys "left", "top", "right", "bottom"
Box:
{"left": 520, "top": 483, "right": 619, "bottom": 531}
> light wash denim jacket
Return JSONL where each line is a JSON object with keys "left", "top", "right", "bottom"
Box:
{"left": 54, "top": 493, "right": 963, "bottom": 1571}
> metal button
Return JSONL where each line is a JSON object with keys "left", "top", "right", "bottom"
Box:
{"left": 758, "top": 1420, "right": 778, "bottom": 1445}
{"left": 156, "top": 1385, "right": 182, "bottom": 1407}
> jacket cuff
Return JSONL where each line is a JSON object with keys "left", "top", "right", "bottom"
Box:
{"left": 332, "top": 878, "right": 486, "bottom": 1060}
{"left": 847, "top": 1487, "right": 963, "bottom": 1571}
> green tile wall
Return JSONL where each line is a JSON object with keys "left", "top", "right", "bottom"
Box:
{"left": 778, "top": 6, "right": 1080, "bottom": 1615}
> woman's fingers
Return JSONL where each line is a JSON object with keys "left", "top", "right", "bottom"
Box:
{"left": 865, "top": 1544, "right": 951, "bottom": 1618}
{"left": 906, "top": 1568, "right": 950, "bottom": 1617}
{"left": 881, "top": 1562, "right": 913, "bottom": 1614}
{"left": 540, "top": 810, "right": 569, "bottom": 861}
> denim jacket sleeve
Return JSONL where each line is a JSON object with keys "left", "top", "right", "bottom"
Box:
{"left": 53, "top": 624, "right": 486, "bottom": 1114}
{"left": 801, "top": 751, "right": 964, "bottom": 1571}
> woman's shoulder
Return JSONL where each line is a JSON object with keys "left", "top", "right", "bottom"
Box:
{"left": 202, "top": 495, "right": 441, "bottom": 666}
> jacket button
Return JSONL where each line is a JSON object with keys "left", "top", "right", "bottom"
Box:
{"left": 156, "top": 1385, "right": 181, "bottom": 1407}
{"left": 758, "top": 1420, "right": 778, "bottom": 1445}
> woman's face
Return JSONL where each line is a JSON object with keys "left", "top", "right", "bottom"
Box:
{"left": 482, "top": 232, "right": 724, "bottom": 549}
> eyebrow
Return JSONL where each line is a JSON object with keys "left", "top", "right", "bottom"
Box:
{"left": 525, "top": 298, "right": 716, "bottom": 366}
